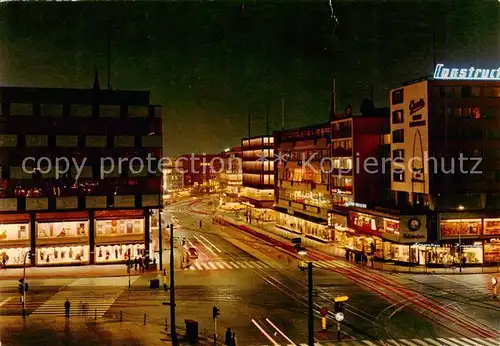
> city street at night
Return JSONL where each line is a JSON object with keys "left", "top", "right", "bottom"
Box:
{"left": 1, "top": 198, "right": 498, "bottom": 345}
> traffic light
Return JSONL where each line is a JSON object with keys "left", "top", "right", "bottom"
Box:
{"left": 18, "top": 278, "right": 27, "bottom": 294}
{"left": 212, "top": 305, "right": 220, "bottom": 319}
{"left": 334, "top": 301, "right": 343, "bottom": 313}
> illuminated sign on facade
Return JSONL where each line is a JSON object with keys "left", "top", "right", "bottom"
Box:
{"left": 434, "top": 64, "right": 500, "bottom": 81}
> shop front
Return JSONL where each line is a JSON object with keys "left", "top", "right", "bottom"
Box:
{"left": 277, "top": 212, "right": 332, "bottom": 242}
{"left": 94, "top": 209, "right": 146, "bottom": 264}
{"left": 35, "top": 211, "right": 90, "bottom": 266}
{"left": 0, "top": 213, "right": 31, "bottom": 267}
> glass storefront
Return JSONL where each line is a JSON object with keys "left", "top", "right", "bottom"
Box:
{"left": 37, "top": 221, "right": 88, "bottom": 239}
{"left": 0, "top": 223, "right": 30, "bottom": 241}
{"left": 36, "top": 245, "right": 90, "bottom": 265}
{"left": 0, "top": 247, "right": 30, "bottom": 266}
{"left": 484, "top": 240, "right": 500, "bottom": 263}
{"left": 440, "top": 219, "right": 482, "bottom": 237}
{"left": 278, "top": 213, "right": 332, "bottom": 241}
{"left": 95, "top": 243, "right": 145, "bottom": 263}
{"left": 96, "top": 219, "right": 144, "bottom": 236}
{"left": 483, "top": 219, "right": 500, "bottom": 236}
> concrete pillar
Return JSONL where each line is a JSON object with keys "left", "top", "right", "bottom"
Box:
{"left": 89, "top": 210, "right": 95, "bottom": 264}
{"left": 144, "top": 208, "right": 150, "bottom": 257}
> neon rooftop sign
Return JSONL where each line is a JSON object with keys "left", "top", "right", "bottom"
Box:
{"left": 434, "top": 63, "right": 500, "bottom": 81}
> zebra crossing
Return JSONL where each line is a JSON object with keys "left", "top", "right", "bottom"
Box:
{"left": 262, "top": 337, "right": 500, "bottom": 346}
{"left": 183, "top": 260, "right": 277, "bottom": 271}
{"left": 31, "top": 277, "right": 132, "bottom": 317}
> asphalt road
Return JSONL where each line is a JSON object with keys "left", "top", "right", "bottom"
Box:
{"left": 0, "top": 197, "right": 498, "bottom": 346}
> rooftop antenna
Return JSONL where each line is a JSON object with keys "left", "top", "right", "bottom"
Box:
{"left": 107, "top": 27, "right": 112, "bottom": 90}
{"left": 281, "top": 96, "right": 285, "bottom": 131}
{"left": 247, "top": 111, "right": 251, "bottom": 138}
{"left": 432, "top": 19, "right": 436, "bottom": 68}
{"left": 266, "top": 103, "right": 269, "bottom": 136}
{"left": 329, "top": 77, "right": 336, "bottom": 121}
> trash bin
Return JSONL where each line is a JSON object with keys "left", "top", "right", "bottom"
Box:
{"left": 185, "top": 319, "right": 198, "bottom": 343}
{"left": 149, "top": 279, "right": 160, "bottom": 289}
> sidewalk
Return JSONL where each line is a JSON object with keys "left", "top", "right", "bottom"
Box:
{"left": 213, "top": 211, "right": 500, "bottom": 276}
{"left": 0, "top": 264, "right": 146, "bottom": 280}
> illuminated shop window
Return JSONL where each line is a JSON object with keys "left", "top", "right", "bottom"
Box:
{"left": 37, "top": 221, "right": 88, "bottom": 239}
{"left": 0, "top": 247, "right": 30, "bottom": 266}
{"left": 37, "top": 245, "right": 89, "bottom": 265}
{"left": 95, "top": 243, "right": 145, "bottom": 263}
{"left": 0, "top": 223, "right": 30, "bottom": 241}
{"left": 96, "top": 219, "right": 144, "bottom": 235}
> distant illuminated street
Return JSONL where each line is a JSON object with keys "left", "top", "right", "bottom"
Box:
{"left": 1, "top": 197, "right": 498, "bottom": 345}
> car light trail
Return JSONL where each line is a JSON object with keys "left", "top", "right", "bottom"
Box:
{"left": 199, "top": 234, "right": 222, "bottom": 252}
{"left": 251, "top": 319, "right": 280, "bottom": 345}
{"left": 265, "top": 318, "right": 296, "bottom": 346}
{"left": 193, "top": 234, "right": 218, "bottom": 256}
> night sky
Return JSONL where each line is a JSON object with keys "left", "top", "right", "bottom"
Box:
{"left": 0, "top": 2, "right": 498, "bottom": 155}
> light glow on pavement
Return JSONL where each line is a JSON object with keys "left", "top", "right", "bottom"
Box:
{"left": 251, "top": 319, "right": 280, "bottom": 345}
{"left": 0, "top": 297, "right": 12, "bottom": 308}
{"left": 265, "top": 318, "right": 296, "bottom": 345}
{"left": 193, "top": 234, "right": 218, "bottom": 257}
{"left": 199, "top": 234, "right": 222, "bottom": 253}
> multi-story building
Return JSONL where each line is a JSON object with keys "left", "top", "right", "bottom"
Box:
{"left": 162, "top": 157, "right": 185, "bottom": 201}
{"left": 219, "top": 147, "right": 242, "bottom": 197}
{"left": 240, "top": 135, "right": 274, "bottom": 207}
{"left": 0, "top": 81, "right": 162, "bottom": 267}
{"left": 180, "top": 154, "right": 223, "bottom": 193}
{"left": 389, "top": 65, "right": 500, "bottom": 265}
{"left": 274, "top": 123, "right": 333, "bottom": 241}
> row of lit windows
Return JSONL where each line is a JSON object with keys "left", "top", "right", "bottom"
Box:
{"left": 0, "top": 134, "right": 161, "bottom": 148}
{"left": 431, "top": 86, "right": 500, "bottom": 98}
{"left": 1, "top": 103, "right": 158, "bottom": 118}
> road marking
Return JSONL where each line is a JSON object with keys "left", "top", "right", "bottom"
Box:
{"left": 458, "top": 338, "right": 483, "bottom": 346}
{"left": 229, "top": 261, "right": 240, "bottom": 268}
{"left": 193, "top": 235, "right": 218, "bottom": 256}
{"left": 362, "top": 341, "right": 380, "bottom": 346}
{"left": 214, "top": 262, "right": 225, "bottom": 269}
{"left": 0, "top": 297, "right": 13, "bottom": 307}
{"left": 251, "top": 319, "right": 280, "bottom": 346}
{"left": 425, "top": 338, "right": 444, "bottom": 346}
{"left": 411, "top": 339, "right": 430, "bottom": 346}
{"left": 265, "top": 318, "right": 296, "bottom": 346}
{"left": 220, "top": 261, "right": 232, "bottom": 269}
{"left": 400, "top": 339, "right": 420, "bottom": 346}
{"left": 199, "top": 235, "right": 222, "bottom": 253}
{"left": 207, "top": 262, "right": 218, "bottom": 270}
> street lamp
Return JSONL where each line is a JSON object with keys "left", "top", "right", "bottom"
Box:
{"left": 458, "top": 205, "right": 465, "bottom": 272}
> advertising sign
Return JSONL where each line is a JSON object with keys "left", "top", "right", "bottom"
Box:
{"left": 399, "top": 215, "right": 427, "bottom": 243}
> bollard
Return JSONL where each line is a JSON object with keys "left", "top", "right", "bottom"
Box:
{"left": 120, "top": 311, "right": 123, "bottom": 322}
{"left": 144, "top": 313, "right": 146, "bottom": 325}
{"left": 94, "top": 309, "right": 97, "bottom": 320}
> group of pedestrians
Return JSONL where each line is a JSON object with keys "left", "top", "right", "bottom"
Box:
{"left": 225, "top": 328, "right": 237, "bottom": 346}
{"left": 128, "top": 255, "right": 154, "bottom": 273}
{"left": 345, "top": 249, "right": 369, "bottom": 265}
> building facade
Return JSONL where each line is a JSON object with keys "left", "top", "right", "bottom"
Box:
{"left": 180, "top": 154, "right": 223, "bottom": 193}
{"left": 162, "top": 157, "right": 185, "bottom": 201}
{"left": 0, "top": 85, "right": 162, "bottom": 267}
{"left": 240, "top": 136, "right": 274, "bottom": 207}
{"left": 219, "top": 147, "right": 243, "bottom": 197}
{"left": 390, "top": 75, "right": 500, "bottom": 265}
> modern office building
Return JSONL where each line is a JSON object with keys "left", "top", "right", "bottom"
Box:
{"left": 240, "top": 135, "right": 275, "bottom": 207}
{"left": 180, "top": 154, "right": 223, "bottom": 193}
{"left": 274, "top": 123, "right": 333, "bottom": 241}
{"left": 162, "top": 157, "right": 185, "bottom": 201}
{"left": 389, "top": 69, "right": 500, "bottom": 265}
{"left": 219, "top": 147, "right": 243, "bottom": 197}
{"left": 0, "top": 79, "right": 162, "bottom": 267}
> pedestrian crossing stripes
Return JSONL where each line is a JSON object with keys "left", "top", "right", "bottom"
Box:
{"left": 183, "top": 260, "right": 276, "bottom": 271}
{"left": 262, "top": 338, "right": 500, "bottom": 346}
{"left": 31, "top": 277, "right": 131, "bottom": 317}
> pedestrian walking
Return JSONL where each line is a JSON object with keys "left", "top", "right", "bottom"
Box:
{"left": 64, "top": 299, "right": 71, "bottom": 318}
{"left": 139, "top": 257, "right": 144, "bottom": 273}
{"left": 231, "top": 332, "right": 237, "bottom": 346}
{"left": 224, "top": 328, "right": 232, "bottom": 345}
{"left": 145, "top": 255, "right": 150, "bottom": 270}
{"left": 134, "top": 257, "right": 138, "bottom": 271}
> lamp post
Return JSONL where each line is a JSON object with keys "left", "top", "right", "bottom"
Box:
{"left": 458, "top": 205, "right": 464, "bottom": 272}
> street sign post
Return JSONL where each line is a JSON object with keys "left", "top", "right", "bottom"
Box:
{"left": 335, "top": 312, "right": 344, "bottom": 322}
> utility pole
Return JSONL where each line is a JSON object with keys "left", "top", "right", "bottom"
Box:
{"left": 169, "top": 223, "right": 177, "bottom": 343}
{"left": 308, "top": 262, "right": 314, "bottom": 346}
{"left": 158, "top": 208, "right": 163, "bottom": 271}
